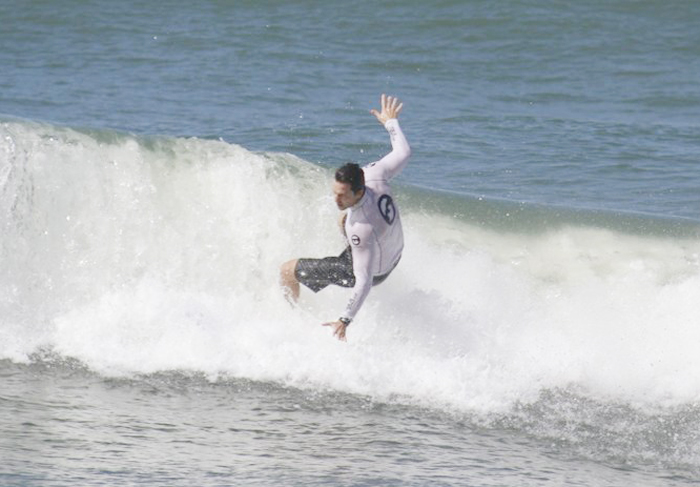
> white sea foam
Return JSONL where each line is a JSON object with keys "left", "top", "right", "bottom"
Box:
{"left": 1, "top": 120, "right": 699, "bottom": 415}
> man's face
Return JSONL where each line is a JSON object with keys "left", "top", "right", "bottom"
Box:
{"left": 333, "top": 180, "right": 361, "bottom": 211}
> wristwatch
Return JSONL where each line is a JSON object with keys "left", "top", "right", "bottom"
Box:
{"left": 339, "top": 317, "right": 352, "bottom": 327}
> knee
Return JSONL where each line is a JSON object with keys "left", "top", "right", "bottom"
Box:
{"left": 280, "top": 259, "right": 298, "bottom": 281}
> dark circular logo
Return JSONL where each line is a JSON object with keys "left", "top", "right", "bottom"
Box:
{"left": 351, "top": 234, "right": 361, "bottom": 245}
{"left": 377, "top": 194, "right": 396, "bottom": 225}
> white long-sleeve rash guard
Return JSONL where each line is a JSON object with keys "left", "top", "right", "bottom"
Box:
{"left": 342, "top": 118, "right": 411, "bottom": 321}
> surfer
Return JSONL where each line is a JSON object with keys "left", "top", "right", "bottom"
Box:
{"left": 280, "top": 94, "right": 411, "bottom": 341}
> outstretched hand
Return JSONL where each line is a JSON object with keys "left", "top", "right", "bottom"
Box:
{"left": 322, "top": 320, "right": 348, "bottom": 341}
{"left": 370, "top": 94, "right": 403, "bottom": 125}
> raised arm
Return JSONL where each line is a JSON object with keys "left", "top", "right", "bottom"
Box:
{"left": 367, "top": 94, "right": 411, "bottom": 180}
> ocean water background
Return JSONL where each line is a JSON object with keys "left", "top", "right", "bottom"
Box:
{"left": 1, "top": 1, "right": 700, "bottom": 486}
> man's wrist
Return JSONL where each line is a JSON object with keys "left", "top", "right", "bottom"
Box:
{"left": 339, "top": 317, "right": 352, "bottom": 327}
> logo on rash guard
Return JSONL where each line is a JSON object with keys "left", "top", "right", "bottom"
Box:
{"left": 378, "top": 194, "right": 396, "bottom": 225}
{"left": 351, "top": 235, "right": 361, "bottom": 245}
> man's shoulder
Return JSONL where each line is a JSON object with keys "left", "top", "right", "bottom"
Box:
{"left": 347, "top": 216, "right": 373, "bottom": 234}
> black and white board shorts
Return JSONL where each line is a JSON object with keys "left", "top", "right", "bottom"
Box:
{"left": 295, "top": 246, "right": 398, "bottom": 293}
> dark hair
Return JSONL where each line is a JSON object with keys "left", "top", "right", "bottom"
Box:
{"left": 335, "top": 163, "right": 365, "bottom": 194}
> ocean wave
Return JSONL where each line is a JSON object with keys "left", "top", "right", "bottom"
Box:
{"left": 1, "top": 118, "right": 699, "bottom": 418}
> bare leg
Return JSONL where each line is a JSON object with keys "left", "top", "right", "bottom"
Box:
{"left": 280, "top": 259, "right": 300, "bottom": 303}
